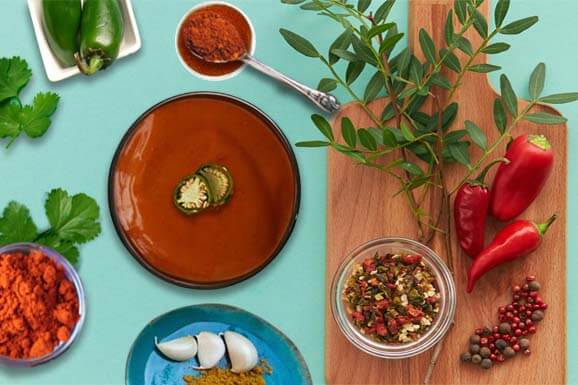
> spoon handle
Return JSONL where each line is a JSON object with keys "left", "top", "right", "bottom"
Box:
{"left": 243, "top": 54, "right": 341, "bottom": 113}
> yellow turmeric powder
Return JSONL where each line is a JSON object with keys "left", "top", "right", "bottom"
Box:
{"left": 183, "top": 361, "right": 272, "bottom": 385}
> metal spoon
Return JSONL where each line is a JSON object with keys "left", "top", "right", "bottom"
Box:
{"left": 192, "top": 50, "right": 341, "bottom": 114}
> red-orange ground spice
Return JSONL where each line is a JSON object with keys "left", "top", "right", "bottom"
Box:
{"left": 0, "top": 249, "right": 79, "bottom": 359}
{"left": 184, "top": 10, "right": 247, "bottom": 62}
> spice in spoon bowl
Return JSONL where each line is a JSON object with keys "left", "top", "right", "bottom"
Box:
{"left": 331, "top": 237, "right": 456, "bottom": 359}
{"left": 175, "top": 2, "right": 255, "bottom": 80}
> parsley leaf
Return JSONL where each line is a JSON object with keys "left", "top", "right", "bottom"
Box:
{"left": 0, "top": 92, "right": 59, "bottom": 146}
{"left": 0, "top": 189, "right": 101, "bottom": 266}
{"left": 0, "top": 57, "right": 32, "bottom": 103}
{"left": 45, "top": 188, "right": 101, "bottom": 244}
{"left": 0, "top": 202, "right": 39, "bottom": 244}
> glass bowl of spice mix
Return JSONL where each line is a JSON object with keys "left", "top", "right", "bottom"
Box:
{"left": 0, "top": 243, "right": 85, "bottom": 367}
{"left": 331, "top": 237, "right": 456, "bottom": 359}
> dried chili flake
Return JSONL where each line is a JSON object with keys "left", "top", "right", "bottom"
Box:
{"left": 343, "top": 253, "right": 440, "bottom": 344}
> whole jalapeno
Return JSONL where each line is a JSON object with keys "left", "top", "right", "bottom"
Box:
{"left": 42, "top": 0, "right": 82, "bottom": 67}
{"left": 75, "top": 0, "right": 124, "bottom": 75}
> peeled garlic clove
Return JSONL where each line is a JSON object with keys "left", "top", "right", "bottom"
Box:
{"left": 155, "top": 336, "right": 197, "bottom": 362}
{"left": 194, "top": 331, "right": 226, "bottom": 369}
{"left": 223, "top": 331, "right": 259, "bottom": 373}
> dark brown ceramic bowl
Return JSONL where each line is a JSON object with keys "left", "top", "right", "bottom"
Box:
{"left": 108, "top": 92, "right": 300, "bottom": 289}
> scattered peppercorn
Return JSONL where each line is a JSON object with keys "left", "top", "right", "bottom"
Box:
{"left": 480, "top": 358, "right": 493, "bottom": 369}
{"left": 460, "top": 276, "right": 546, "bottom": 370}
{"left": 343, "top": 252, "right": 440, "bottom": 344}
{"left": 519, "top": 338, "right": 530, "bottom": 349}
{"left": 460, "top": 352, "right": 472, "bottom": 362}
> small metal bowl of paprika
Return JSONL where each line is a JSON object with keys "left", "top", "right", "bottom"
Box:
{"left": 331, "top": 237, "right": 456, "bottom": 359}
{"left": 0, "top": 243, "right": 86, "bottom": 368}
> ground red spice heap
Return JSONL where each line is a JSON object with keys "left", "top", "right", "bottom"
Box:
{"left": 184, "top": 10, "right": 247, "bottom": 62}
{"left": 0, "top": 249, "right": 79, "bottom": 359}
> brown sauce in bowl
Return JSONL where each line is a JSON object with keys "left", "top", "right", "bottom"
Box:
{"left": 177, "top": 4, "right": 253, "bottom": 77}
{"left": 109, "top": 93, "right": 299, "bottom": 287}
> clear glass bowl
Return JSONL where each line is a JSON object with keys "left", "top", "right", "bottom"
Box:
{"left": 0, "top": 243, "right": 86, "bottom": 367}
{"left": 331, "top": 237, "right": 456, "bottom": 359}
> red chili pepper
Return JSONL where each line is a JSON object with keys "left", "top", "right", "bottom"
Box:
{"left": 490, "top": 134, "right": 554, "bottom": 221}
{"left": 466, "top": 214, "right": 556, "bottom": 293}
{"left": 454, "top": 159, "right": 508, "bottom": 257}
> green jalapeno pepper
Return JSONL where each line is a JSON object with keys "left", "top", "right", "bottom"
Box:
{"left": 42, "top": 0, "right": 82, "bottom": 67}
{"left": 75, "top": 0, "right": 124, "bottom": 75}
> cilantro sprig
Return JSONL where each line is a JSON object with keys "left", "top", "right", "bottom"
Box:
{"left": 0, "top": 188, "right": 101, "bottom": 265}
{"left": 0, "top": 57, "right": 60, "bottom": 148}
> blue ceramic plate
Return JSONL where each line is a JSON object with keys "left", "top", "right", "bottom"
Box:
{"left": 126, "top": 304, "right": 312, "bottom": 385}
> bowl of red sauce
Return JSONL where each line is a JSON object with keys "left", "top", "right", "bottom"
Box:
{"left": 0, "top": 243, "right": 85, "bottom": 367}
{"left": 175, "top": 1, "right": 256, "bottom": 80}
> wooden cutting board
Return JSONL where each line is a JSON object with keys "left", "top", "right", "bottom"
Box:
{"left": 325, "top": 1, "right": 566, "bottom": 384}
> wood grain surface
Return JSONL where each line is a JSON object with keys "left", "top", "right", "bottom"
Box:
{"left": 325, "top": 1, "right": 566, "bottom": 384}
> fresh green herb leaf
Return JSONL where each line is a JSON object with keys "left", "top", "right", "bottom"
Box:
{"left": 281, "top": 0, "right": 307, "bottom": 4}
{"left": 455, "top": 36, "right": 473, "bottom": 56}
{"left": 352, "top": 36, "right": 378, "bottom": 66}
{"left": 296, "top": 140, "right": 330, "bottom": 147}
{"left": 358, "top": 128, "right": 377, "bottom": 150}
{"left": 468, "top": 64, "right": 501, "bottom": 73}
{"left": 329, "top": 29, "right": 354, "bottom": 64}
{"left": 523, "top": 112, "right": 567, "bottom": 124}
{"left": 465, "top": 120, "right": 487, "bottom": 149}
{"left": 364, "top": 71, "right": 385, "bottom": 102}
{"left": 0, "top": 57, "right": 32, "bottom": 103}
{"left": 36, "top": 235, "right": 80, "bottom": 265}
{"left": 346, "top": 61, "right": 365, "bottom": 84}
{"left": 494, "top": 0, "right": 510, "bottom": 28}
{"left": 454, "top": 0, "right": 468, "bottom": 25}
{"left": 399, "top": 161, "right": 423, "bottom": 176}
{"left": 445, "top": 10, "right": 454, "bottom": 46}
{"left": 529, "top": 62, "right": 546, "bottom": 100}
{"left": 500, "top": 16, "right": 539, "bottom": 35}
{"left": 357, "top": 0, "right": 371, "bottom": 12}
{"left": 279, "top": 28, "right": 320, "bottom": 57}
{"left": 341, "top": 117, "right": 357, "bottom": 148}
{"left": 481, "top": 42, "right": 510, "bottom": 54}
{"left": 331, "top": 49, "right": 359, "bottom": 62}
{"left": 300, "top": 1, "right": 330, "bottom": 11}
{"left": 430, "top": 73, "right": 452, "bottom": 89}
{"left": 469, "top": 4, "right": 488, "bottom": 38}
{"left": 0, "top": 202, "right": 38, "bottom": 244}
{"left": 382, "top": 127, "right": 398, "bottom": 146}
{"left": 448, "top": 142, "right": 471, "bottom": 166}
{"left": 379, "top": 33, "right": 404, "bottom": 55}
{"left": 539, "top": 92, "right": 578, "bottom": 104}
{"left": 419, "top": 29, "right": 436, "bottom": 64}
{"left": 500, "top": 74, "right": 518, "bottom": 116}
{"left": 311, "top": 114, "right": 334, "bottom": 141}
{"left": 493, "top": 98, "right": 507, "bottom": 133}
{"left": 0, "top": 92, "right": 60, "bottom": 146}
{"left": 368, "top": 23, "right": 395, "bottom": 40}
{"left": 318, "top": 78, "right": 338, "bottom": 92}
{"left": 440, "top": 49, "right": 461, "bottom": 72}
{"left": 45, "top": 189, "right": 101, "bottom": 244}
{"left": 400, "top": 122, "right": 415, "bottom": 141}
{"left": 374, "top": 0, "right": 396, "bottom": 23}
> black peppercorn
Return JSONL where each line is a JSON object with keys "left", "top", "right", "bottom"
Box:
{"left": 460, "top": 352, "right": 472, "bottom": 362}
{"left": 469, "top": 344, "right": 481, "bottom": 354}
{"left": 480, "top": 347, "right": 491, "bottom": 358}
{"left": 480, "top": 358, "right": 493, "bottom": 369}
{"left": 471, "top": 354, "right": 482, "bottom": 364}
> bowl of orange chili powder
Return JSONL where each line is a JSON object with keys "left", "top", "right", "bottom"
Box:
{"left": 0, "top": 243, "right": 85, "bottom": 367}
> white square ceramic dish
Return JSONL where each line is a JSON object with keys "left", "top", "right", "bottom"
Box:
{"left": 27, "top": 0, "right": 142, "bottom": 82}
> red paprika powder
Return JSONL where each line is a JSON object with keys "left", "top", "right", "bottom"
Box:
{"left": 0, "top": 249, "right": 79, "bottom": 359}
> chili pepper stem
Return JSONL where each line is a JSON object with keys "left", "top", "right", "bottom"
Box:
{"left": 74, "top": 53, "right": 103, "bottom": 75}
{"left": 536, "top": 214, "right": 557, "bottom": 236}
{"left": 474, "top": 158, "right": 509, "bottom": 185}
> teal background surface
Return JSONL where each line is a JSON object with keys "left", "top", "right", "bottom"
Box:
{"left": 0, "top": 0, "right": 576, "bottom": 384}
